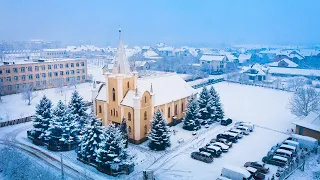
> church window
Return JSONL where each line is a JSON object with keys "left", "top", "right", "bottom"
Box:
{"left": 113, "top": 108, "right": 115, "bottom": 116}
{"left": 116, "top": 111, "right": 118, "bottom": 117}
{"left": 127, "top": 82, "right": 129, "bottom": 88}
{"left": 144, "top": 125, "right": 148, "bottom": 135}
{"left": 145, "top": 96, "right": 147, "bottom": 103}
{"left": 128, "top": 112, "right": 131, "bottom": 121}
{"left": 128, "top": 126, "right": 132, "bottom": 135}
{"left": 112, "top": 88, "right": 116, "bottom": 101}
{"left": 144, "top": 111, "right": 147, "bottom": 120}
{"left": 181, "top": 102, "right": 184, "bottom": 112}
{"left": 110, "top": 110, "right": 113, "bottom": 116}
{"left": 99, "top": 105, "right": 102, "bottom": 113}
{"left": 175, "top": 104, "right": 178, "bottom": 115}
{"left": 168, "top": 107, "right": 171, "bottom": 118}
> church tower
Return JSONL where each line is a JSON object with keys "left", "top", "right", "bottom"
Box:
{"left": 104, "top": 29, "right": 138, "bottom": 125}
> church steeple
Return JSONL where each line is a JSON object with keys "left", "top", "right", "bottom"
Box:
{"left": 112, "top": 28, "right": 131, "bottom": 75}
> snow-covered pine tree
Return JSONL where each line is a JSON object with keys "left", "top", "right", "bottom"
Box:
{"left": 206, "top": 96, "right": 216, "bottom": 124}
{"left": 120, "top": 117, "right": 129, "bottom": 148}
{"left": 148, "top": 109, "right": 171, "bottom": 151}
{"left": 96, "top": 124, "right": 132, "bottom": 171}
{"left": 78, "top": 113, "right": 104, "bottom": 163}
{"left": 68, "top": 90, "right": 88, "bottom": 127}
{"left": 209, "top": 86, "right": 224, "bottom": 121}
{"left": 45, "top": 100, "right": 65, "bottom": 142}
{"left": 198, "top": 87, "right": 212, "bottom": 125}
{"left": 31, "top": 95, "right": 53, "bottom": 140}
{"left": 183, "top": 96, "right": 201, "bottom": 131}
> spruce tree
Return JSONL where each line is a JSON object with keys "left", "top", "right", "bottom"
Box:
{"left": 120, "top": 117, "right": 129, "bottom": 148}
{"left": 209, "top": 86, "right": 224, "bottom": 121}
{"left": 96, "top": 124, "right": 131, "bottom": 171}
{"left": 183, "top": 96, "right": 201, "bottom": 131}
{"left": 45, "top": 100, "right": 65, "bottom": 142}
{"left": 31, "top": 95, "right": 53, "bottom": 140}
{"left": 148, "top": 109, "right": 171, "bottom": 151}
{"left": 198, "top": 87, "right": 211, "bottom": 125}
{"left": 68, "top": 90, "right": 88, "bottom": 126}
{"left": 78, "top": 114, "right": 104, "bottom": 163}
{"left": 206, "top": 96, "right": 216, "bottom": 124}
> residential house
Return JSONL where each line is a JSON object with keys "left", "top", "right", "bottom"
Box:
{"left": 134, "top": 61, "right": 150, "bottom": 70}
{"left": 241, "top": 63, "right": 269, "bottom": 82}
{"left": 292, "top": 112, "right": 320, "bottom": 143}
{"left": 268, "top": 59, "right": 298, "bottom": 68}
{"left": 157, "top": 47, "right": 175, "bottom": 57}
{"left": 238, "top": 54, "right": 252, "bottom": 65}
{"left": 199, "top": 55, "right": 227, "bottom": 72}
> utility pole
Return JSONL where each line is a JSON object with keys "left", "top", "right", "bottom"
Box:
{"left": 60, "top": 153, "right": 65, "bottom": 180}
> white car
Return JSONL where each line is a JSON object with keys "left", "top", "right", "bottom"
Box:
{"left": 235, "top": 126, "right": 250, "bottom": 135}
{"left": 235, "top": 121, "right": 254, "bottom": 131}
{"left": 212, "top": 142, "right": 229, "bottom": 152}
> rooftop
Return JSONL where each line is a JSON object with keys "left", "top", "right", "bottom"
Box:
{"left": 292, "top": 112, "right": 320, "bottom": 132}
{"left": 199, "top": 55, "right": 225, "bottom": 62}
{"left": 0, "top": 58, "right": 86, "bottom": 66}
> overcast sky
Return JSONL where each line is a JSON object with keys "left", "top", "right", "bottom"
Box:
{"left": 0, "top": 0, "right": 319, "bottom": 46}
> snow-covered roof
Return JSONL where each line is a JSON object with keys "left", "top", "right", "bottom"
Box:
{"left": 143, "top": 49, "right": 159, "bottom": 58}
{"left": 223, "top": 165, "right": 251, "bottom": 178}
{"left": 158, "top": 47, "right": 174, "bottom": 51}
{"left": 268, "top": 59, "right": 298, "bottom": 68}
{"left": 292, "top": 112, "right": 320, "bottom": 132}
{"left": 42, "top": 48, "right": 66, "bottom": 52}
{"left": 226, "top": 55, "right": 238, "bottom": 62}
{"left": 273, "top": 156, "right": 288, "bottom": 162}
{"left": 238, "top": 54, "right": 252, "bottom": 63}
{"left": 276, "top": 149, "right": 292, "bottom": 155}
{"left": 199, "top": 55, "right": 225, "bottom": 62}
{"left": 269, "top": 67, "right": 320, "bottom": 77}
{"left": 142, "top": 46, "right": 150, "bottom": 50}
{"left": 121, "top": 73, "right": 195, "bottom": 107}
{"left": 96, "top": 84, "right": 107, "bottom": 101}
{"left": 134, "top": 61, "right": 148, "bottom": 67}
{"left": 280, "top": 144, "right": 296, "bottom": 150}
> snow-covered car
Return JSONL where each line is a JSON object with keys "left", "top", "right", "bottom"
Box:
{"left": 211, "top": 142, "right": 229, "bottom": 152}
{"left": 234, "top": 126, "right": 250, "bottom": 135}
{"left": 217, "top": 133, "right": 238, "bottom": 143}
{"left": 211, "top": 138, "right": 233, "bottom": 148}
{"left": 199, "top": 146, "right": 221, "bottom": 157}
{"left": 191, "top": 151, "right": 213, "bottom": 163}
{"left": 228, "top": 129, "right": 244, "bottom": 138}
{"left": 235, "top": 121, "right": 254, "bottom": 131}
{"left": 245, "top": 167, "right": 265, "bottom": 180}
{"left": 262, "top": 155, "right": 288, "bottom": 167}
{"left": 205, "top": 124, "right": 210, "bottom": 128}
{"left": 221, "top": 118, "right": 232, "bottom": 126}
{"left": 244, "top": 161, "right": 269, "bottom": 174}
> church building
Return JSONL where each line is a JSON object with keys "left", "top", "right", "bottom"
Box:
{"left": 92, "top": 30, "right": 195, "bottom": 144}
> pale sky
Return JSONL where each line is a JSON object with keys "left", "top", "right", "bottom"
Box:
{"left": 0, "top": 0, "right": 319, "bottom": 46}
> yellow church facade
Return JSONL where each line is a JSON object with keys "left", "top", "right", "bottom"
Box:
{"left": 92, "top": 30, "right": 195, "bottom": 144}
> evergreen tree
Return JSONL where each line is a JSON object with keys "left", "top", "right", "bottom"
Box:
{"left": 96, "top": 124, "right": 132, "bottom": 171}
{"left": 148, "top": 109, "right": 171, "bottom": 151}
{"left": 198, "top": 87, "right": 212, "bottom": 125}
{"left": 183, "top": 96, "right": 201, "bottom": 131}
{"left": 206, "top": 96, "right": 216, "bottom": 124}
{"left": 78, "top": 114, "right": 104, "bottom": 163}
{"left": 120, "top": 117, "right": 129, "bottom": 148}
{"left": 209, "top": 86, "right": 224, "bottom": 121}
{"left": 68, "top": 90, "right": 88, "bottom": 126}
{"left": 31, "top": 95, "right": 53, "bottom": 140}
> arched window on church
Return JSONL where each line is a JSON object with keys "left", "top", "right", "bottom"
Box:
{"left": 144, "top": 111, "right": 147, "bottom": 120}
{"left": 145, "top": 96, "right": 147, "bottom": 103}
{"left": 128, "top": 112, "right": 131, "bottom": 121}
{"left": 113, "top": 108, "right": 115, "bottom": 116}
{"left": 168, "top": 107, "right": 171, "bottom": 118}
{"left": 175, "top": 104, "right": 178, "bottom": 115}
{"left": 99, "top": 105, "right": 102, "bottom": 113}
{"left": 181, "top": 102, "right": 184, "bottom": 112}
{"left": 112, "top": 88, "right": 116, "bottom": 101}
{"left": 128, "top": 126, "right": 132, "bottom": 135}
{"left": 144, "top": 125, "right": 148, "bottom": 135}
{"left": 116, "top": 111, "right": 118, "bottom": 117}
{"left": 127, "top": 82, "right": 130, "bottom": 88}
{"left": 110, "top": 110, "right": 113, "bottom": 116}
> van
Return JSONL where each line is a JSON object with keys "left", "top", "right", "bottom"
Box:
{"left": 221, "top": 165, "right": 252, "bottom": 180}
{"left": 283, "top": 140, "right": 300, "bottom": 149}
{"left": 288, "top": 134, "right": 318, "bottom": 151}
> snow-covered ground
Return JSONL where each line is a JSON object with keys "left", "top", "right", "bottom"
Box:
{"left": 288, "top": 152, "right": 320, "bottom": 180}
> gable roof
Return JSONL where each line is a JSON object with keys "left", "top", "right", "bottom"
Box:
{"left": 238, "top": 54, "right": 252, "bottom": 63}
{"left": 200, "top": 55, "right": 225, "bottom": 62}
{"left": 268, "top": 58, "right": 298, "bottom": 68}
{"left": 134, "top": 61, "right": 148, "bottom": 67}
{"left": 292, "top": 112, "right": 320, "bottom": 132}
{"left": 121, "top": 73, "right": 195, "bottom": 107}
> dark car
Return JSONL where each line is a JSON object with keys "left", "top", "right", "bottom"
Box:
{"left": 244, "top": 161, "right": 269, "bottom": 174}
{"left": 191, "top": 151, "right": 213, "bottom": 163}
{"left": 245, "top": 167, "right": 266, "bottom": 180}
{"left": 262, "top": 156, "right": 288, "bottom": 167}
{"left": 221, "top": 118, "right": 232, "bottom": 126}
{"left": 217, "top": 133, "right": 238, "bottom": 143}
{"left": 199, "top": 146, "right": 221, "bottom": 157}
{"left": 211, "top": 138, "right": 233, "bottom": 147}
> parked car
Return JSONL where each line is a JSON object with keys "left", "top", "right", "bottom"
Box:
{"left": 206, "top": 145, "right": 223, "bottom": 154}
{"left": 235, "top": 126, "right": 250, "bottom": 135}
{"left": 199, "top": 146, "right": 221, "bottom": 157}
{"left": 225, "top": 131, "right": 241, "bottom": 140}
{"left": 245, "top": 167, "right": 265, "bottom": 180}
{"left": 279, "top": 144, "right": 297, "bottom": 156}
{"left": 235, "top": 121, "right": 255, "bottom": 132}
{"left": 228, "top": 129, "right": 244, "bottom": 138}
{"left": 244, "top": 161, "right": 269, "bottom": 174}
{"left": 262, "top": 156, "right": 288, "bottom": 167}
{"left": 217, "top": 133, "right": 238, "bottom": 143}
{"left": 221, "top": 165, "right": 253, "bottom": 180}
{"left": 211, "top": 142, "right": 229, "bottom": 152}
{"left": 283, "top": 140, "right": 300, "bottom": 150}
{"left": 191, "top": 151, "right": 213, "bottom": 163}
{"left": 221, "top": 118, "right": 232, "bottom": 126}
{"left": 213, "top": 138, "right": 233, "bottom": 147}
{"left": 274, "top": 149, "right": 293, "bottom": 159}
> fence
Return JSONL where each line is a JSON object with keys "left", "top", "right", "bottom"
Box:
{"left": 0, "top": 116, "right": 33, "bottom": 128}
{"left": 224, "top": 80, "right": 293, "bottom": 92}
{"left": 277, "top": 148, "right": 317, "bottom": 180}
{"left": 192, "top": 78, "right": 224, "bottom": 89}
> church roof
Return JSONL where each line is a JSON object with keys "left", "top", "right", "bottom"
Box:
{"left": 121, "top": 73, "right": 195, "bottom": 107}
{"left": 111, "top": 29, "right": 132, "bottom": 76}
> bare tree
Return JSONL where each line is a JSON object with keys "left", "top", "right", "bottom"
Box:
{"left": 69, "top": 77, "right": 78, "bottom": 88}
{"left": 289, "top": 87, "right": 320, "bottom": 117}
{"left": 54, "top": 78, "right": 64, "bottom": 94}
{"left": 0, "top": 80, "right": 4, "bottom": 102}
{"left": 287, "top": 77, "right": 306, "bottom": 91}
{"left": 21, "top": 85, "right": 37, "bottom": 105}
